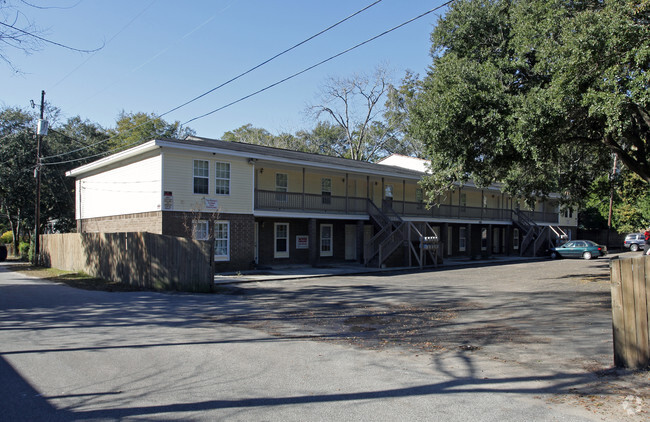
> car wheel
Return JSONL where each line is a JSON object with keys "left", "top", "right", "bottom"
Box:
{"left": 630, "top": 244, "right": 639, "bottom": 252}
{"left": 582, "top": 251, "right": 593, "bottom": 260}
{"left": 550, "top": 252, "right": 558, "bottom": 259}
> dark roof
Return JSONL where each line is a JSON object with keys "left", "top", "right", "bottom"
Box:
{"left": 159, "top": 136, "right": 425, "bottom": 178}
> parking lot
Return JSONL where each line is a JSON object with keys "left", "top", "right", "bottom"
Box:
{"left": 1, "top": 252, "right": 648, "bottom": 420}
{"left": 212, "top": 251, "right": 648, "bottom": 418}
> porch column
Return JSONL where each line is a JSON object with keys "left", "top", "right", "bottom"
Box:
{"left": 467, "top": 223, "right": 472, "bottom": 258}
{"left": 356, "top": 220, "right": 364, "bottom": 263}
{"left": 441, "top": 222, "right": 449, "bottom": 258}
{"left": 308, "top": 218, "right": 318, "bottom": 267}
{"left": 345, "top": 173, "right": 349, "bottom": 214}
{"left": 302, "top": 168, "right": 306, "bottom": 211}
{"left": 366, "top": 176, "right": 370, "bottom": 203}
{"left": 487, "top": 224, "right": 493, "bottom": 257}
{"left": 402, "top": 179, "right": 406, "bottom": 214}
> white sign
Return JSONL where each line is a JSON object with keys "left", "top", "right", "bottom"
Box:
{"left": 296, "top": 235, "right": 309, "bottom": 249}
{"left": 204, "top": 198, "right": 218, "bottom": 209}
{"left": 163, "top": 191, "right": 173, "bottom": 210}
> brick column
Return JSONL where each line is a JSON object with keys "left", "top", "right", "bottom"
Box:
{"left": 308, "top": 218, "right": 318, "bottom": 267}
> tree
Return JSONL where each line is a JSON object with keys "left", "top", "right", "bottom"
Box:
{"left": 384, "top": 70, "right": 424, "bottom": 157}
{"left": 0, "top": 107, "right": 36, "bottom": 253}
{"left": 108, "top": 111, "right": 195, "bottom": 150}
{"left": 222, "top": 123, "right": 320, "bottom": 153}
{"left": 0, "top": 106, "right": 111, "bottom": 252}
{"left": 581, "top": 166, "right": 650, "bottom": 232}
{"left": 408, "top": 0, "right": 649, "bottom": 206}
{"left": 308, "top": 66, "right": 398, "bottom": 162}
{"left": 0, "top": 0, "right": 102, "bottom": 72}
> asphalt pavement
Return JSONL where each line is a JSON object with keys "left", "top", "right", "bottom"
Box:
{"left": 0, "top": 255, "right": 646, "bottom": 421}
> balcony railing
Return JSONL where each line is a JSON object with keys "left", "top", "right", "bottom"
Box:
{"left": 255, "top": 190, "right": 368, "bottom": 214}
{"left": 254, "top": 189, "right": 558, "bottom": 223}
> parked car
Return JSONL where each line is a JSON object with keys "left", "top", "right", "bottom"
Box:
{"left": 623, "top": 233, "right": 646, "bottom": 252}
{"left": 550, "top": 240, "right": 607, "bottom": 260}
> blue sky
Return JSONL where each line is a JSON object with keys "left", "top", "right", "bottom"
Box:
{"left": 2, "top": 0, "right": 449, "bottom": 139}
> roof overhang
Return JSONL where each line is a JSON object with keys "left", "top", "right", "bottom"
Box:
{"left": 65, "top": 140, "right": 160, "bottom": 178}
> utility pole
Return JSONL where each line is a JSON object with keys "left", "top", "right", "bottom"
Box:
{"left": 606, "top": 154, "right": 618, "bottom": 249}
{"left": 33, "top": 90, "right": 46, "bottom": 265}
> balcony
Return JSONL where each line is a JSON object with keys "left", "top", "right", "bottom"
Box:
{"left": 254, "top": 189, "right": 558, "bottom": 224}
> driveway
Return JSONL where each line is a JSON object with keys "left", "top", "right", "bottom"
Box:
{"left": 0, "top": 254, "right": 647, "bottom": 421}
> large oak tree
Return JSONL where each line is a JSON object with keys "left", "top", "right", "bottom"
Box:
{"left": 408, "top": 0, "right": 649, "bottom": 206}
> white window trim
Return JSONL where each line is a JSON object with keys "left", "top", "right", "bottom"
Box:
{"left": 192, "top": 220, "right": 208, "bottom": 240}
{"left": 274, "top": 222, "right": 289, "bottom": 258}
{"left": 513, "top": 228, "right": 520, "bottom": 250}
{"left": 320, "top": 224, "right": 333, "bottom": 257}
{"left": 275, "top": 173, "right": 288, "bottom": 203}
{"left": 459, "top": 227, "right": 467, "bottom": 252}
{"left": 385, "top": 184, "right": 394, "bottom": 198}
{"left": 193, "top": 159, "right": 209, "bottom": 195}
{"left": 214, "top": 221, "right": 230, "bottom": 261}
{"left": 322, "top": 177, "right": 332, "bottom": 204}
{"left": 214, "top": 161, "right": 231, "bottom": 196}
{"left": 481, "top": 228, "right": 488, "bottom": 251}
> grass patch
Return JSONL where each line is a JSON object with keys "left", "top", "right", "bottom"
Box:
{"left": 6, "top": 262, "right": 146, "bottom": 292}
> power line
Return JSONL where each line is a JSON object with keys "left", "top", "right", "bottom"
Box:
{"left": 39, "top": 0, "right": 383, "bottom": 163}
{"left": 0, "top": 20, "right": 104, "bottom": 53}
{"left": 182, "top": 1, "right": 453, "bottom": 126}
{"left": 41, "top": 137, "right": 146, "bottom": 166}
{"left": 51, "top": 0, "right": 158, "bottom": 89}
{"left": 159, "top": 0, "right": 384, "bottom": 119}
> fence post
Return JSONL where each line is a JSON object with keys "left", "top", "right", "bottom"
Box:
{"left": 610, "top": 256, "right": 650, "bottom": 369}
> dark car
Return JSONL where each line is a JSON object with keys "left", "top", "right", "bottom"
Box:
{"left": 550, "top": 240, "right": 607, "bottom": 260}
{"left": 623, "top": 233, "right": 646, "bottom": 252}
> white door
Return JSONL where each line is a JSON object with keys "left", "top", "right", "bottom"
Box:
{"left": 345, "top": 225, "right": 357, "bottom": 260}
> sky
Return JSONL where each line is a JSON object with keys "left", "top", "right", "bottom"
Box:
{"left": 1, "top": 0, "right": 450, "bottom": 140}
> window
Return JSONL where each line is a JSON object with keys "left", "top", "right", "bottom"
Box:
{"left": 385, "top": 184, "right": 393, "bottom": 198}
{"left": 275, "top": 173, "right": 288, "bottom": 202}
{"left": 513, "top": 228, "right": 519, "bottom": 250}
{"left": 459, "top": 227, "right": 467, "bottom": 252}
{"left": 481, "top": 228, "right": 487, "bottom": 251}
{"left": 320, "top": 224, "right": 333, "bottom": 256}
{"left": 460, "top": 193, "right": 467, "bottom": 210}
{"left": 193, "top": 160, "right": 209, "bottom": 194}
{"left": 564, "top": 208, "right": 574, "bottom": 218}
{"left": 215, "top": 162, "right": 230, "bottom": 195}
{"left": 214, "top": 222, "right": 230, "bottom": 260}
{"left": 274, "top": 223, "right": 289, "bottom": 258}
{"left": 321, "top": 178, "right": 331, "bottom": 205}
{"left": 192, "top": 220, "right": 208, "bottom": 240}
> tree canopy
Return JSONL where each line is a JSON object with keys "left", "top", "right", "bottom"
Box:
{"left": 407, "top": 0, "right": 650, "bottom": 206}
{"left": 108, "top": 111, "right": 194, "bottom": 150}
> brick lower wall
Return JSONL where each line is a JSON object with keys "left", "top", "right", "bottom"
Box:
{"left": 77, "top": 212, "right": 163, "bottom": 234}
{"left": 162, "top": 211, "right": 255, "bottom": 272}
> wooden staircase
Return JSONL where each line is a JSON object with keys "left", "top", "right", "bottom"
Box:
{"left": 512, "top": 209, "right": 566, "bottom": 257}
{"left": 364, "top": 200, "right": 439, "bottom": 268}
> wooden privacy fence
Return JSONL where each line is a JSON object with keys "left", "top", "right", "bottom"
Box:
{"left": 610, "top": 255, "right": 650, "bottom": 369}
{"left": 40, "top": 232, "right": 214, "bottom": 292}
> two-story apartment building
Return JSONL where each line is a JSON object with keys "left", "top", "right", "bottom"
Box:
{"left": 66, "top": 136, "right": 577, "bottom": 272}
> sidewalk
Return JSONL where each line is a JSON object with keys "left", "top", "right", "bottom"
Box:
{"left": 214, "top": 255, "right": 547, "bottom": 284}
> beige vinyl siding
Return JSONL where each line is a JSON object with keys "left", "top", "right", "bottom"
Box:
{"left": 464, "top": 190, "right": 482, "bottom": 208}
{"left": 162, "top": 149, "right": 253, "bottom": 214}
{"left": 257, "top": 168, "right": 303, "bottom": 192}
{"left": 78, "top": 154, "right": 162, "bottom": 219}
{"left": 304, "top": 172, "right": 347, "bottom": 196}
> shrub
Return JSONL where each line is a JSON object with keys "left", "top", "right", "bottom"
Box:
{"left": 0, "top": 231, "right": 12, "bottom": 244}
{"left": 19, "top": 241, "right": 30, "bottom": 261}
